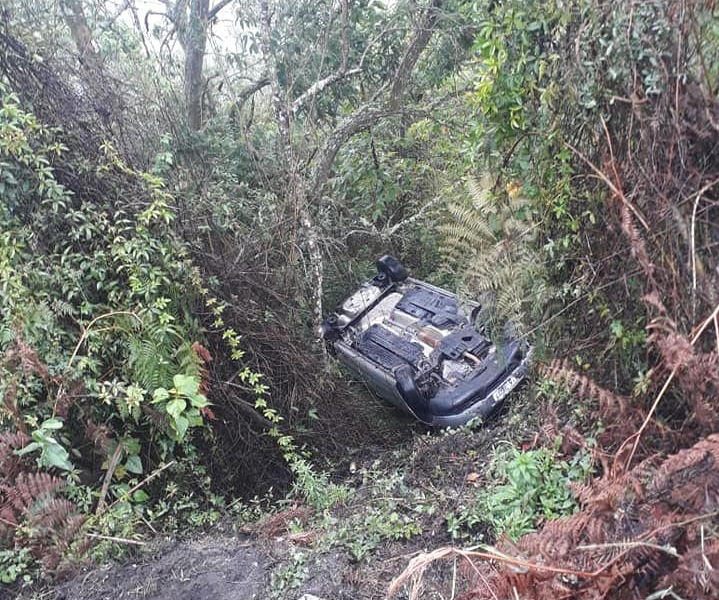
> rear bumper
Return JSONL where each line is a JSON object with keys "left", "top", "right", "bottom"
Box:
{"left": 427, "top": 347, "right": 533, "bottom": 428}
{"left": 333, "top": 340, "right": 532, "bottom": 428}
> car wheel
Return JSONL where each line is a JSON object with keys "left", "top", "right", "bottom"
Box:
{"left": 376, "top": 255, "right": 408, "bottom": 282}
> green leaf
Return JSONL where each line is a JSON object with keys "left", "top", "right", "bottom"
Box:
{"left": 124, "top": 437, "right": 141, "bottom": 455}
{"left": 14, "top": 442, "right": 40, "bottom": 456}
{"left": 125, "top": 455, "right": 143, "bottom": 474}
{"left": 173, "top": 374, "right": 199, "bottom": 397}
{"left": 188, "top": 393, "right": 209, "bottom": 408}
{"left": 152, "top": 387, "right": 169, "bottom": 402}
{"left": 173, "top": 415, "right": 189, "bottom": 440}
{"left": 41, "top": 418, "right": 64, "bottom": 430}
{"left": 132, "top": 490, "right": 150, "bottom": 503}
{"left": 42, "top": 442, "right": 73, "bottom": 471}
{"left": 166, "top": 397, "right": 186, "bottom": 420}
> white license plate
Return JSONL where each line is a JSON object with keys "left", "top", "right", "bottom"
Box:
{"left": 491, "top": 375, "right": 520, "bottom": 403}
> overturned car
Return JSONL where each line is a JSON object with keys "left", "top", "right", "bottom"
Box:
{"left": 321, "top": 256, "right": 532, "bottom": 427}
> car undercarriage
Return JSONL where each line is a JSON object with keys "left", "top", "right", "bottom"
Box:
{"left": 322, "top": 256, "right": 532, "bottom": 427}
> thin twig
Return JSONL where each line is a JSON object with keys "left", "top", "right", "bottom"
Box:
{"left": 565, "top": 140, "right": 650, "bottom": 231}
{"left": 620, "top": 301, "right": 719, "bottom": 471}
{"left": 95, "top": 442, "right": 125, "bottom": 515}
{"left": 0, "top": 515, "right": 19, "bottom": 529}
{"left": 690, "top": 178, "right": 719, "bottom": 318}
{"left": 85, "top": 533, "right": 147, "bottom": 546}
{"left": 67, "top": 311, "right": 141, "bottom": 370}
{"left": 95, "top": 461, "right": 175, "bottom": 517}
{"left": 578, "top": 541, "right": 678, "bottom": 557}
{"left": 53, "top": 310, "right": 141, "bottom": 417}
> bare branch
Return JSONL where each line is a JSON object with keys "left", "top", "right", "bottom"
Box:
{"left": 143, "top": 10, "right": 173, "bottom": 31}
{"left": 233, "top": 77, "right": 271, "bottom": 113}
{"left": 340, "top": 0, "right": 349, "bottom": 72}
{"left": 208, "top": 0, "right": 235, "bottom": 21}
{"left": 60, "top": 0, "right": 102, "bottom": 68}
{"left": 309, "top": 104, "right": 431, "bottom": 200}
{"left": 291, "top": 68, "right": 362, "bottom": 116}
{"left": 98, "top": 0, "right": 130, "bottom": 34}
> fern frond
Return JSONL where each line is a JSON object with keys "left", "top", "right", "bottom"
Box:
{"left": 444, "top": 204, "right": 496, "bottom": 241}
{"left": 441, "top": 172, "right": 548, "bottom": 330}
{"left": 128, "top": 335, "right": 174, "bottom": 390}
{"left": 540, "top": 359, "right": 629, "bottom": 419}
{"left": 466, "top": 174, "right": 495, "bottom": 211}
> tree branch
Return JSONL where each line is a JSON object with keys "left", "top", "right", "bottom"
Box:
{"left": 259, "top": 0, "right": 290, "bottom": 149}
{"left": 389, "top": 0, "right": 442, "bottom": 109}
{"left": 233, "top": 77, "right": 271, "bottom": 113}
{"left": 308, "top": 104, "right": 429, "bottom": 200}
{"left": 185, "top": 0, "right": 210, "bottom": 129}
{"left": 291, "top": 68, "right": 362, "bottom": 116}
{"left": 208, "top": 0, "right": 234, "bottom": 21}
{"left": 60, "top": 0, "right": 102, "bottom": 68}
{"left": 340, "top": 0, "right": 349, "bottom": 72}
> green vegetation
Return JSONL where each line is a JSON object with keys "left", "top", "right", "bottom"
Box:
{"left": 449, "top": 443, "right": 592, "bottom": 541}
{"left": 1, "top": 0, "right": 719, "bottom": 597}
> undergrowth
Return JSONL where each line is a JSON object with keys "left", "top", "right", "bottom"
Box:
{"left": 449, "top": 442, "right": 592, "bottom": 542}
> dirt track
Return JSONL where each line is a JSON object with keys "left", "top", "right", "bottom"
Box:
{"left": 53, "top": 537, "right": 268, "bottom": 600}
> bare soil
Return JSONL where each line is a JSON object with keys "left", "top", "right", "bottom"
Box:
{"left": 16, "top": 390, "right": 539, "bottom": 600}
{"left": 50, "top": 537, "right": 267, "bottom": 600}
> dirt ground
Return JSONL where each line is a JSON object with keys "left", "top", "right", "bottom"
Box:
{"left": 10, "top": 391, "right": 539, "bottom": 600}
{"left": 49, "top": 537, "right": 268, "bottom": 600}
{"left": 40, "top": 536, "right": 462, "bottom": 600}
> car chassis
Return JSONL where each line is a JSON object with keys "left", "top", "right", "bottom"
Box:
{"left": 321, "top": 256, "right": 532, "bottom": 427}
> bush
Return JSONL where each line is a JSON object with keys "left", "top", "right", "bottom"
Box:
{"left": 449, "top": 443, "right": 592, "bottom": 541}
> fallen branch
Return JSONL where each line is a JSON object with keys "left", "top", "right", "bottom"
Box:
{"left": 86, "top": 532, "right": 147, "bottom": 546}
{"left": 387, "top": 546, "right": 596, "bottom": 598}
{"left": 95, "top": 442, "right": 124, "bottom": 515}
{"left": 95, "top": 461, "right": 175, "bottom": 518}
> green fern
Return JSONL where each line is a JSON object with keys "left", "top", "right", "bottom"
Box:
{"left": 127, "top": 320, "right": 178, "bottom": 391}
{"left": 440, "top": 174, "right": 548, "bottom": 333}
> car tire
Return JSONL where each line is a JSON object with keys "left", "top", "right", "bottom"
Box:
{"left": 376, "top": 255, "right": 408, "bottom": 282}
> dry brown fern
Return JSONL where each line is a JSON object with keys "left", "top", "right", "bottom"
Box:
{"left": 0, "top": 437, "right": 90, "bottom": 575}
{"left": 391, "top": 436, "right": 719, "bottom": 600}
{"left": 541, "top": 359, "right": 631, "bottom": 420}
{"left": 539, "top": 359, "right": 645, "bottom": 452}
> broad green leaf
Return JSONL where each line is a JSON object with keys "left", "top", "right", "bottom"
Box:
{"left": 166, "top": 397, "right": 186, "bottom": 420}
{"left": 188, "top": 393, "right": 209, "bottom": 408}
{"left": 42, "top": 442, "right": 73, "bottom": 471}
{"left": 14, "top": 442, "right": 40, "bottom": 456}
{"left": 132, "top": 490, "right": 150, "bottom": 503}
{"left": 124, "top": 437, "right": 141, "bottom": 455}
{"left": 152, "top": 387, "right": 170, "bottom": 403}
{"left": 41, "top": 418, "right": 63, "bottom": 430}
{"left": 125, "top": 454, "right": 143, "bottom": 474}
{"left": 173, "top": 415, "right": 189, "bottom": 440}
{"left": 173, "top": 374, "right": 199, "bottom": 397}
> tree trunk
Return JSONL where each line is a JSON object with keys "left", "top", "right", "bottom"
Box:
{"left": 60, "top": 0, "right": 102, "bottom": 69}
{"left": 185, "top": 0, "right": 209, "bottom": 130}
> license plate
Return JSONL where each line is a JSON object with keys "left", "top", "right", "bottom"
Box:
{"left": 491, "top": 375, "right": 520, "bottom": 403}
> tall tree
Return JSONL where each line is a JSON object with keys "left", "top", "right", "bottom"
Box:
{"left": 255, "top": 0, "right": 445, "bottom": 337}
{"left": 183, "top": 0, "right": 235, "bottom": 129}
